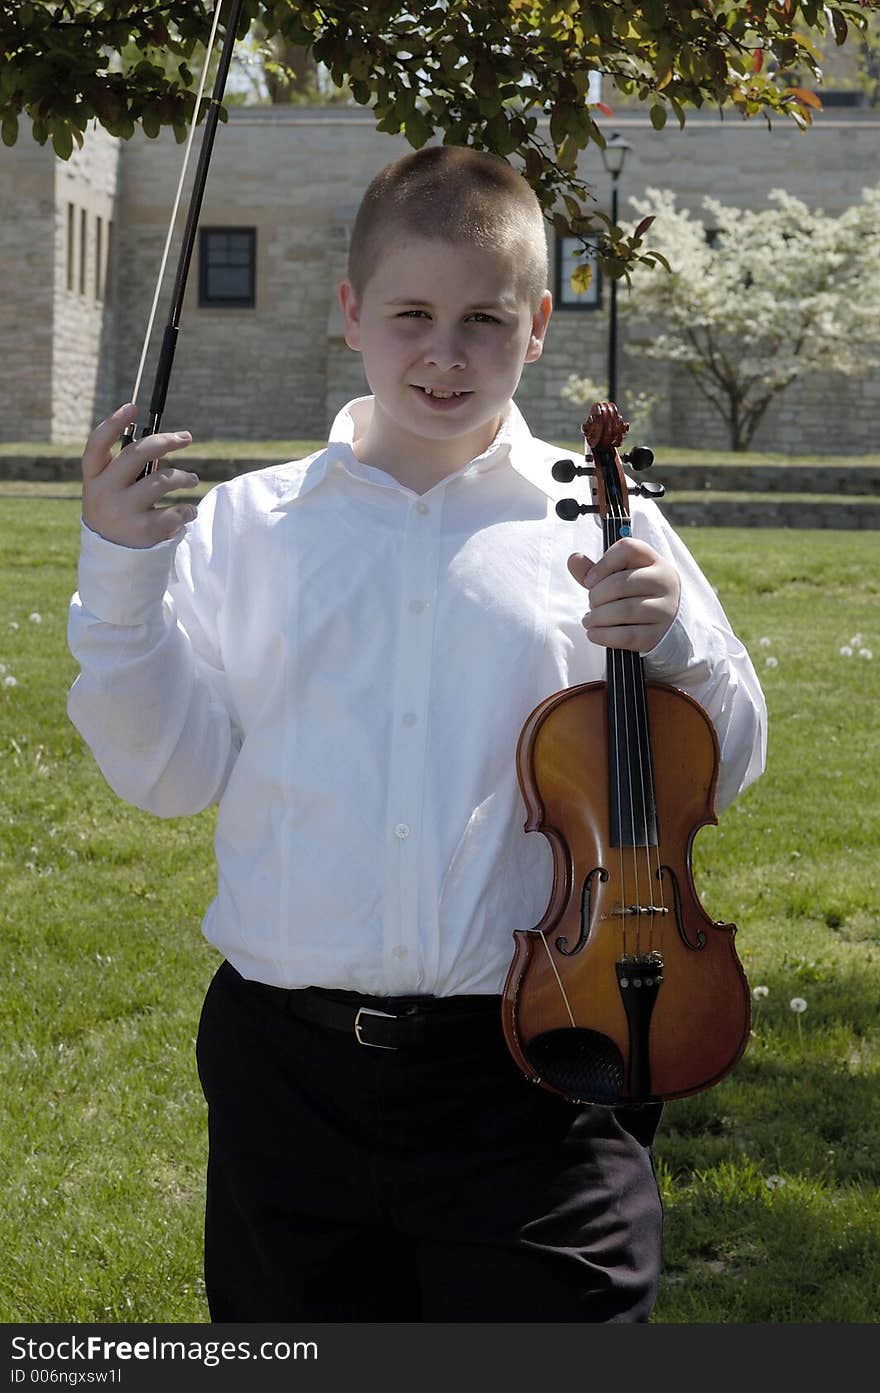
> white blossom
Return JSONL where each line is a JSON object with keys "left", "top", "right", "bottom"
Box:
{"left": 621, "top": 185, "right": 880, "bottom": 450}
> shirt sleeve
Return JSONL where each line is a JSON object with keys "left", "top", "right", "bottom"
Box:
{"left": 633, "top": 502, "right": 768, "bottom": 814}
{"left": 66, "top": 500, "right": 240, "bottom": 818}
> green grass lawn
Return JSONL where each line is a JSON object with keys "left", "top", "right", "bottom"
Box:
{"left": 1, "top": 492, "right": 878, "bottom": 1323}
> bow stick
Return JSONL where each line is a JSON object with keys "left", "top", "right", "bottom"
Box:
{"left": 120, "top": 0, "right": 247, "bottom": 476}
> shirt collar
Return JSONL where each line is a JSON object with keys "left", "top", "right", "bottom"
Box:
{"left": 271, "top": 396, "right": 576, "bottom": 507}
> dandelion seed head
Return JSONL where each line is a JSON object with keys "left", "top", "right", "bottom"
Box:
{"left": 28, "top": 613, "right": 42, "bottom": 624}
{"left": 858, "top": 648, "right": 873, "bottom": 660}
{"left": 839, "top": 646, "right": 853, "bottom": 657}
{"left": 8, "top": 622, "right": 18, "bottom": 631}
{"left": 759, "top": 637, "right": 772, "bottom": 647}
{"left": 790, "top": 997, "right": 807, "bottom": 1014}
{"left": 752, "top": 985, "right": 769, "bottom": 1000}
{"left": 3, "top": 675, "right": 18, "bottom": 688}
{"left": 849, "top": 633, "right": 863, "bottom": 646}
{"left": 765, "top": 656, "right": 778, "bottom": 669}
{"left": 765, "top": 1174, "right": 786, "bottom": 1190}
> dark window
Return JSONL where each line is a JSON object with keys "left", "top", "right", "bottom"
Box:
{"left": 79, "top": 207, "right": 87, "bottom": 296}
{"left": 554, "top": 234, "right": 601, "bottom": 311}
{"left": 95, "top": 216, "right": 103, "bottom": 302}
{"left": 66, "top": 203, "right": 75, "bottom": 293}
{"left": 106, "top": 220, "right": 114, "bottom": 302}
{"left": 199, "top": 228, "right": 256, "bottom": 307}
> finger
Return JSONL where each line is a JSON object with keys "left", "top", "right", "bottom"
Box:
{"left": 567, "top": 552, "right": 595, "bottom": 588}
{"left": 111, "top": 430, "right": 194, "bottom": 484}
{"left": 570, "top": 538, "right": 656, "bottom": 589}
{"left": 131, "top": 465, "right": 200, "bottom": 505}
{"left": 582, "top": 621, "right": 661, "bottom": 653}
{"left": 587, "top": 566, "right": 667, "bottom": 610}
{"left": 81, "top": 403, "right": 139, "bottom": 480}
{"left": 153, "top": 501, "right": 199, "bottom": 541}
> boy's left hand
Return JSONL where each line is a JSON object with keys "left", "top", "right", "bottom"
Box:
{"left": 568, "top": 539, "right": 681, "bottom": 653}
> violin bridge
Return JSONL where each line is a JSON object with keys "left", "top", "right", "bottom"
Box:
{"left": 604, "top": 904, "right": 669, "bottom": 919}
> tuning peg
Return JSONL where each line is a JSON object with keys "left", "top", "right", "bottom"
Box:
{"left": 556, "top": 498, "right": 598, "bottom": 520}
{"left": 551, "top": 458, "right": 594, "bottom": 483}
{"left": 628, "top": 480, "right": 666, "bottom": 500}
{"left": 622, "top": 446, "right": 655, "bottom": 470}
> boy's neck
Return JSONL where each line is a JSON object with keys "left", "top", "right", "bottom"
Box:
{"left": 352, "top": 400, "right": 505, "bottom": 495}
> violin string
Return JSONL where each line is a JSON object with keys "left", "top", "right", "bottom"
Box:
{"left": 127, "top": 0, "right": 225, "bottom": 409}
{"left": 637, "top": 671, "right": 667, "bottom": 952}
{"left": 605, "top": 520, "right": 629, "bottom": 960}
{"left": 609, "top": 505, "right": 643, "bottom": 958}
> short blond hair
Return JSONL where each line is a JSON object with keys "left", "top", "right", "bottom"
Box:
{"left": 348, "top": 145, "right": 549, "bottom": 310}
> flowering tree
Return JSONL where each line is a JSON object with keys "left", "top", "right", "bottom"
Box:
{"left": 619, "top": 185, "right": 880, "bottom": 450}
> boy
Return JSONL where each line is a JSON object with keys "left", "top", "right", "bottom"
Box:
{"left": 68, "top": 145, "right": 767, "bottom": 1322}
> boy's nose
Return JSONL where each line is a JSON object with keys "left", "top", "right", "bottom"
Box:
{"left": 423, "top": 330, "right": 466, "bottom": 371}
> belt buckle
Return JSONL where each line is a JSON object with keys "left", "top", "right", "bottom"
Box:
{"left": 354, "top": 1006, "right": 399, "bottom": 1050}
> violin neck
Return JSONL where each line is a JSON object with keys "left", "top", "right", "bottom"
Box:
{"left": 602, "top": 515, "right": 659, "bottom": 850}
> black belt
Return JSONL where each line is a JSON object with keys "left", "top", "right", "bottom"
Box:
{"left": 229, "top": 965, "right": 501, "bottom": 1052}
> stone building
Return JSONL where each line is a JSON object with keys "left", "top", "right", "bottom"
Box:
{"left": 1, "top": 104, "right": 878, "bottom": 451}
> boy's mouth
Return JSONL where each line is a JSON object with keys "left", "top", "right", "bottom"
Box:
{"left": 413, "top": 385, "right": 472, "bottom": 405}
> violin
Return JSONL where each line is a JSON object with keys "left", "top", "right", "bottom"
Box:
{"left": 501, "top": 402, "right": 751, "bottom": 1106}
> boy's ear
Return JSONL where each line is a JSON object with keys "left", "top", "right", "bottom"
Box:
{"left": 524, "top": 290, "right": 553, "bottom": 365}
{"left": 338, "top": 279, "right": 362, "bottom": 352}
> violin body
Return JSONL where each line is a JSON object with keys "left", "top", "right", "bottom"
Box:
{"left": 501, "top": 400, "right": 751, "bottom": 1107}
{"left": 502, "top": 679, "right": 750, "bottom": 1105}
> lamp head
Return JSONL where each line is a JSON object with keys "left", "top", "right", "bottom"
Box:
{"left": 601, "top": 131, "right": 632, "bottom": 178}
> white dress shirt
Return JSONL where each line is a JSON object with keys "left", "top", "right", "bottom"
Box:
{"left": 67, "top": 397, "right": 767, "bottom": 996}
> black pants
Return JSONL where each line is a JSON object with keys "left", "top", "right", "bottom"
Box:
{"left": 195, "top": 959, "right": 664, "bottom": 1322}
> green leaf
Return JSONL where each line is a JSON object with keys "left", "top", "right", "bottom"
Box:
{"left": 1, "top": 111, "right": 19, "bottom": 147}
{"left": 50, "top": 121, "right": 73, "bottom": 161}
{"left": 404, "top": 110, "right": 432, "bottom": 148}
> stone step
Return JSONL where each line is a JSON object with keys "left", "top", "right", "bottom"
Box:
{"left": 650, "top": 460, "right": 879, "bottom": 497}
{"left": 656, "top": 492, "right": 880, "bottom": 529}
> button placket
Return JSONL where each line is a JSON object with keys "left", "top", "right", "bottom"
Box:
{"left": 381, "top": 493, "right": 442, "bottom": 986}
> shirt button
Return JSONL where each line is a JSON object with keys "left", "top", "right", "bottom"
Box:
{"left": 402, "top": 712, "right": 418, "bottom": 727}
{"left": 409, "top": 599, "right": 426, "bottom": 615}
{"left": 394, "top": 823, "right": 410, "bottom": 839}
{"left": 415, "top": 501, "right": 430, "bottom": 515}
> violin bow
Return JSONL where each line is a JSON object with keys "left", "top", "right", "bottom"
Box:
{"left": 120, "top": 0, "right": 247, "bottom": 475}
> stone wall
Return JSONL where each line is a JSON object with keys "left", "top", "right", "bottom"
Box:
{"left": 0, "top": 106, "right": 878, "bottom": 451}
{"left": 52, "top": 126, "right": 120, "bottom": 442}
{"left": 0, "top": 135, "right": 54, "bottom": 441}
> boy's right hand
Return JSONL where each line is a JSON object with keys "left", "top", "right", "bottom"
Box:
{"left": 81, "top": 403, "right": 200, "bottom": 549}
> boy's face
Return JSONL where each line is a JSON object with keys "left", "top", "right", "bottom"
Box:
{"left": 338, "top": 235, "right": 552, "bottom": 476}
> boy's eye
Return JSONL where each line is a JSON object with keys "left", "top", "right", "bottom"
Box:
{"left": 467, "top": 312, "right": 501, "bottom": 324}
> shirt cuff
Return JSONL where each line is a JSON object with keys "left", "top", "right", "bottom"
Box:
{"left": 642, "top": 585, "right": 702, "bottom": 681}
{"left": 75, "top": 520, "right": 182, "bottom": 626}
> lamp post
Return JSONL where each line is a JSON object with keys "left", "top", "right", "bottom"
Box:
{"left": 600, "top": 132, "right": 631, "bottom": 406}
